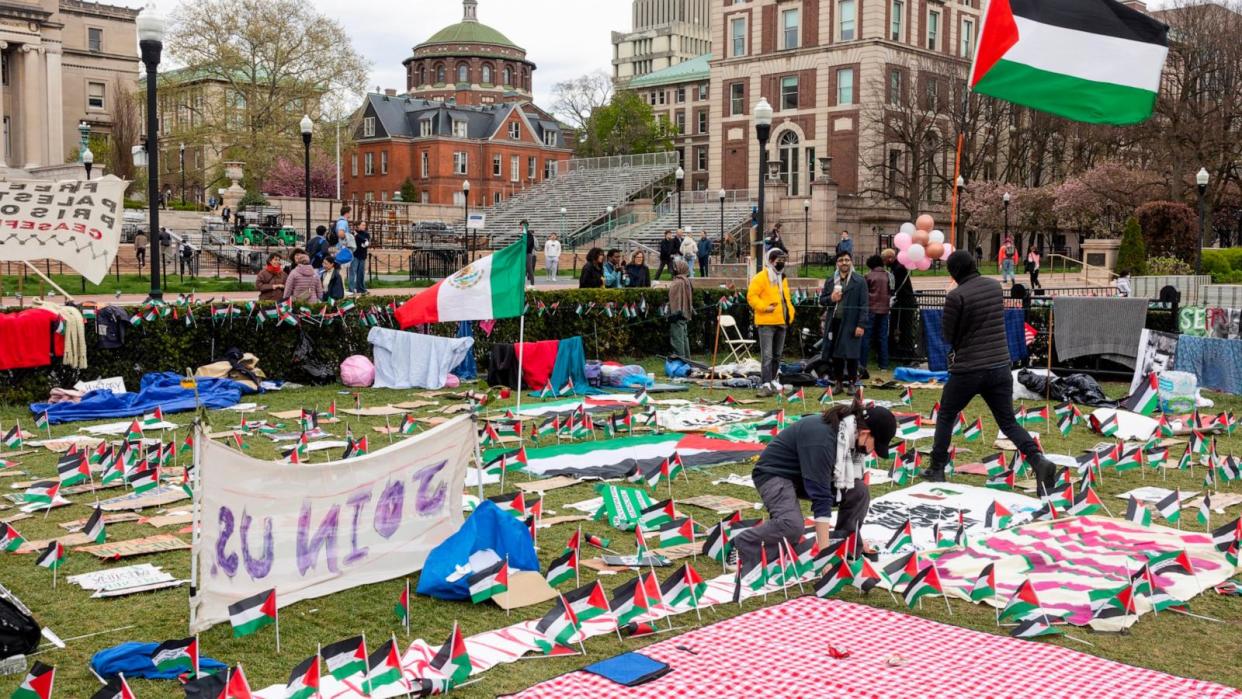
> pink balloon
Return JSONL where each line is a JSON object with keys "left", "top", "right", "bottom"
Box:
{"left": 939, "top": 243, "right": 954, "bottom": 261}
{"left": 894, "top": 232, "right": 912, "bottom": 250}
{"left": 896, "top": 249, "right": 912, "bottom": 267}
{"left": 917, "top": 257, "right": 933, "bottom": 270}
{"left": 916, "top": 214, "right": 935, "bottom": 232}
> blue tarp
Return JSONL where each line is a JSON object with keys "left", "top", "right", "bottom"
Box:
{"left": 893, "top": 367, "right": 950, "bottom": 383}
{"left": 452, "top": 321, "right": 478, "bottom": 381}
{"left": 416, "top": 500, "right": 540, "bottom": 601}
{"left": 31, "top": 372, "right": 253, "bottom": 424}
{"left": 92, "top": 641, "right": 227, "bottom": 681}
{"left": 548, "top": 336, "right": 605, "bottom": 395}
{"left": 920, "top": 309, "right": 1029, "bottom": 373}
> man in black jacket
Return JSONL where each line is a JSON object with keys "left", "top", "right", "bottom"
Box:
{"left": 656, "top": 229, "right": 677, "bottom": 280}
{"left": 925, "top": 251, "right": 1056, "bottom": 495}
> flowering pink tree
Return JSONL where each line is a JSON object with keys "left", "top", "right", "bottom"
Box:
{"left": 959, "top": 181, "right": 1035, "bottom": 252}
{"left": 1052, "top": 162, "right": 1164, "bottom": 238}
{"left": 261, "top": 155, "right": 337, "bottom": 198}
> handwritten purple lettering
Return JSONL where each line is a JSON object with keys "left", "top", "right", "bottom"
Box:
{"left": 296, "top": 500, "right": 341, "bottom": 576}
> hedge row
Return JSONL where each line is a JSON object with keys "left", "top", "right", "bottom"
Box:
{"left": 1, "top": 289, "right": 830, "bottom": 405}
{"left": 1203, "top": 249, "right": 1242, "bottom": 284}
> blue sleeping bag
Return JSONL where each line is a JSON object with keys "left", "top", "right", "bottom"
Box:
{"left": 416, "top": 500, "right": 540, "bottom": 600}
{"left": 31, "top": 371, "right": 253, "bottom": 425}
{"left": 92, "top": 642, "right": 227, "bottom": 681}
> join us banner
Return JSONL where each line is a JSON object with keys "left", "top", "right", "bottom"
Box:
{"left": 190, "top": 416, "right": 473, "bottom": 633}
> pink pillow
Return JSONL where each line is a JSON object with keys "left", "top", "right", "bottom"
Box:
{"left": 444, "top": 374, "right": 461, "bottom": 388}
{"left": 340, "top": 355, "right": 375, "bottom": 387}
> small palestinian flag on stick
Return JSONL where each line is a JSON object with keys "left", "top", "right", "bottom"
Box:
{"left": 546, "top": 547, "right": 578, "bottom": 588}
{"left": 899, "top": 387, "right": 913, "bottom": 406}
{"left": 83, "top": 506, "right": 107, "bottom": 544}
{"left": 36, "top": 541, "right": 65, "bottom": 587}
{"left": 1155, "top": 489, "right": 1182, "bottom": 524}
{"left": 394, "top": 579, "right": 410, "bottom": 632}
{"left": 969, "top": 563, "right": 997, "bottom": 602}
{"left": 362, "top": 638, "right": 405, "bottom": 696}
{"left": 962, "top": 417, "right": 983, "bottom": 442}
{"left": 286, "top": 654, "right": 321, "bottom": 699}
{"left": 1125, "top": 496, "right": 1152, "bottom": 527}
{"left": 429, "top": 622, "right": 472, "bottom": 686}
{"left": 228, "top": 588, "right": 277, "bottom": 646}
{"left": 322, "top": 636, "right": 367, "bottom": 681}
{"left": 90, "top": 674, "right": 136, "bottom": 699}
{"left": 0, "top": 522, "right": 26, "bottom": 552}
{"left": 35, "top": 410, "right": 49, "bottom": 437}
{"left": 468, "top": 558, "right": 510, "bottom": 604}
{"left": 12, "top": 662, "right": 55, "bottom": 699}
{"left": 3, "top": 423, "right": 24, "bottom": 450}
{"left": 152, "top": 636, "right": 198, "bottom": 675}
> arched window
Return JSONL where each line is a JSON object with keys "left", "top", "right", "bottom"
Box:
{"left": 436, "top": 64, "right": 446, "bottom": 83}
{"left": 503, "top": 66, "right": 512, "bottom": 85}
{"left": 417, "top": 66, "right": 425, "bottom": 85}
{"left": 481, "top": 65, "right": 492, "bottom": 84}
{"left": 457, "top": 64, "right": 469, "bottom": 83}
{"left": 779, "top": 131, "right": 801, "bottom": 196}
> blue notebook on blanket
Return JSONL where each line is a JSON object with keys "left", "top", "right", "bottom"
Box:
{"left": 583, "top": 652, "right": 672, "bottom": 687}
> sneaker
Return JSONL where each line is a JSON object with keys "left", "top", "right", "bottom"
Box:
{"left": 920, "top": 467, "right": 946, "bottom": 483}
{"left": 757, "top": 385, "right": 775, "bottom": 398}
{"left": 726, "top": 549, "right": 739, "bottom": 567}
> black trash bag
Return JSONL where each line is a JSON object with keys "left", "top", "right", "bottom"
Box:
{"left": 290, "top": 331, "right": 336, "bottom": 386}
{"left": 0, "top": 585, "right": 40, "bottom": 660}
{"left": 1017, "top": 370, "right": 1116, "bottom": 408}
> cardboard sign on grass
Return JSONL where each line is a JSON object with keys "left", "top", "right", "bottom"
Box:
{"left": 77, "top": 534, "right": 190, "bottom": 559}
{"left": 492, "top": 571, "right": 560, "bottom": 610}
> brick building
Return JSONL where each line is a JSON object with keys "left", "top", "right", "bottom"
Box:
{"left": 627, "top": 53, "right": 713, "bottom": 191}
{"left": 343, "top": 0, "right": 571, "bottom": 207}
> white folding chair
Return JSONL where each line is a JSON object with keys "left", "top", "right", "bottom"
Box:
{"left": 717, "top": 314, "right": 756, "bottom": 365}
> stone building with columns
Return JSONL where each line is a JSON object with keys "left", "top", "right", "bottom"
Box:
{"left": 0, "top": 0, "right": 139, "bottom": 173}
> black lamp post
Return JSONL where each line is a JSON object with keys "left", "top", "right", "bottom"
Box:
{"left": 462, "top": 180, "right": 471, "bottom": 262}
{"left": 1002, "top": 190, "right": 1011, "bottom": 246}
{"left": 717, "top": 188, "right": 725, "bottom": 265}
{"left": 1196, "top": 167, "right": 1210, "bottom": 275}
{"left": 754, "top": 97, "right": 773, "bottom": 274}
{"left": 802, "top": 200, "right": 810, "bottom": 276}
{"left": 300, "top": 115, "right": 313, "bottom": 244}
{"left": 675, "top": 166, "right": 685, "bottom": 228}
{"left": 178, "top": 142, "right": 185, "bottom": 205}
{"left": 137, "top": 4, "right": 166, "bottom": 301}
{"left": 82, "top": 147, "right": 93, "bottom": 180}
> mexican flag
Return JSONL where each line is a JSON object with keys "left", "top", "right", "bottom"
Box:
{"left": 321, "top": 636, "right": 367, "bottom": 680}
{"left": 970, "top": 0, "right": 1169, "bottom": 125}
{"left": 227, "top": 589, "right": 276, "bottom": 638}
{"left": 396, "top": 238, "right": 526, "bottom": 327}
{"left": 12, "top": 662, "right": 55, "bottom": 699}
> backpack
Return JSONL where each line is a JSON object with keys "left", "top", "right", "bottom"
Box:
{"left": 0, "top": 583, "right": 40, "bottom": 660}
{"left": 327, "top": 219, "right": 342, "bottom": 247}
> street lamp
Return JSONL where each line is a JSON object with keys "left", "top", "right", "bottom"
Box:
{"left": 137, "top": 2, "right": 166, "bottom": 301}
{"left": 1196, "top": 167, "right": 1210, "bottom": 275}
{"left": 178, "top": 142, "right": 185, "bottom": 205}
{"left": 754, "top": 97, "right": 773, "bottom": 273}
{"left": 1002, "top": 191, "right": 1011, "bottom": 247}
{"left": 953, "top": 175, "right": 965, "bottom": 248}
{"left": 559, "top": 206, "right": 567, "bottom": 241}
{"left": 300, "top": 114, "right": 313, "bottom": 244}
{"left": 82, "top": 147, "right": 93, "bottom": 180}
{"left": 675, "top": 166, "right": 685, "bottom": 228}
{"left": 802, "top": 199, "right": 810, "bottom": 276}
{"left": 718, "top": 188, "right": 725, "bottom": 266}
{"left": 462, "top": 180, "right": 471, "bottom": 261}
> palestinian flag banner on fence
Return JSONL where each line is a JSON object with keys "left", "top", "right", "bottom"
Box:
{"left": 969, "top": 0, "right": 1169, "bottom": 125}
{"left": 396, "top": 238, "right": 526, "bottom": 327}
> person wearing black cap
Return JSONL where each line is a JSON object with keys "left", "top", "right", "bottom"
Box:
{"left": 924, "top": 251, "right": 1056, "bottom": 495}
{"left": 732, "top": 401, "right": 897, "bottom": 566}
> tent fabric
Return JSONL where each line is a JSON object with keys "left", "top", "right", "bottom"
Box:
{"left": 367, "top": 327, "right": 474, "bottom": 390}
{"left": 1175, "top": 335, "right": 1242, "bottom": 396}
{"left": 548, "top": 336, "right": 604, "bottom": 395}
{"left": 416, "top": 500, "right": 540, "bottom": 601}
{"left": 893, "top": 367, "right": 950, "bottom": 384}
{"left": 30, "top": 372, "right": 251, "bottom": 425}
{"left": 452, "top": 321, "right": 478, "bottom": 381}
{"left": 91, "top": 641, "right": 227, "bottom": 681}
{"left": 515, "top": 340, "right": 560, "bottom": 391}
{"left": 921, "top": 309, "right": 1028, "bottom": 372}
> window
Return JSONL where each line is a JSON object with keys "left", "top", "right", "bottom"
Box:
{"left": 887, "top": 149, "right": 901, "bottom": 196}
{"left": 657, "top": 90, "right": 666, "bottom": 105}
{"left": 783, "top": 8, "right": 800, "bottom": 50}
{"left": 544, "top": 131, "right": 557, "bottom": 146}
{"left": 676, "top": 87, "right": 685, "bottom": 103}
{"left": 960, "top": 18, "right": 975, "bottom": 58}
{"left": 511, "top": 155, "right": 520, "bottom": 182}
{"left": 420, "top": 152, "right": 429, "bottom": 178}
{"left": 730, "top": 82, "right": 745, "bottom": 116}
{"left": 778, "top": 130, "right": 801, "bottom": 195}
{"left": 482, "top": 65, "right": 492, "bottom": 84}
{"left": 88, "top": 27, "right": 102, "bottom": 53}
{"left": 419, "top": 119, "right": 432, "bottom": 137}
{"left": 493, "top": 154, "right": 503, "bottom": 176}
{"left": 503, "top": 67, "right": 512, "bottom": 84}
{"left": 839, "top": 0, "right": 856, "bottom": 41}
{"left": 675, "top": 111, "right": 686, "bottom": 133}
{"left": 780, "top": 76, "right": 799, "bottom": 110}
{"left": 380, "top": 151, "right": 388, "bottom": 175}
{"left": 380, "top": 191, "right": 388, "bottom": 202}
{"left": 927, "top": 11, "right": 940, "bottom": 50}
{"left": 452, "top": 120, "right": 468, "bottom": 138}
{"left": 87, "top": 81, "right": 105, "bottom": 109}
{"left": 457, "top": 64, "right": 469, "bottom": 83}
{"left": 888, "top": 68, "right": 903, "bottom": 105}
{"left": 528, "top": 156, "right": 537, "bottom": 179}
{"left": 362, "top": 116, "right": 375, "bottom": 137}
{"left": 436, "top": 65, "right": 446, "bottom": 83}
{"left": 453, "top": 152, "right": 468, "bottom": 175}
{"left": 696, "top": 146, "right": 708, "bottom": 171}
{"left": 698, "top": 111, "right": 708, "bottom": 134}
{"left": 494, "top": 193, "right": 502, "bottom": 205}
{"left": 836, "top": 68, "right": 854, "bottom": 104}
{"left": 924, "top": 76, "right": 940, "bottom": 110}
{"left": 698, "top": 83, "right": 709, "bottom": 100}
{"left": 730, "top": 16, "right": 747, "bottom": 57}
{"left": 544, "top": 160, "right": 558, "bottom": 179}
{"left": 351, "top": 154, "right": 358, "bottom": 177}
{"left": 891, "top": 0, "right": 903, "bottom": 40}
{"left": 364, "top": 152, "right": 374, "bottom": 176}
{"left": 509, "top": 121, "right": 521, "bottom": 139}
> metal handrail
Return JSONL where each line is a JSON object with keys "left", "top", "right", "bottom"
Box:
{"left": 565, "top": 213, "right": 639, "bottom": 249}
{"left": 566, "top": 151, "right": 679, "bottom": 172}
{"left": 656, "top": 190, "right": 752, "bottom": 215}
{"left": 1045, "top": 252, "right": 1115, "bottom": 285}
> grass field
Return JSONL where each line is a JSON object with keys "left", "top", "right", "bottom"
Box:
{"left": 1, "top": 368, "right": 1240, "bottom": 697}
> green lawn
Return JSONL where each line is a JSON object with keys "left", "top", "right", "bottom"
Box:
{"left": 0, "top": 368, "right": 1239, "bottom": 696}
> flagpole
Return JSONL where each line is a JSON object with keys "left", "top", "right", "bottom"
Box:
{"left": 505, "top": 555, "right": 511, "bottom": 618}
{"left": 472, "top": 416, "right": 486, "bottom": 502}
{"left": 935, "top": 563, "right": 952, "bottom": 615}
{"left": 515, "top": 314, "right": 526, "bottom": 417}
{"left": 385, "top": 414, "right": 393, "bottom": 444}
{"left": 783, "top": 539, "right": 806, "bottom": 594}
{"left": 316, "top": 643, "right": 323, "bottom": 699}
{"left": 275, "top": 601, "right": 282, "bottom": 653}
{"left": 405, "top": 578, "right": 412, "bottom": 637}
{"left": 575, "top": 525, "right": 582, "bottom": 587}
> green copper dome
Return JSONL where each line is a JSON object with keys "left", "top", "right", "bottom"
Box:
{"left": 421, "top": 21, "right": 519, "bottom": 49}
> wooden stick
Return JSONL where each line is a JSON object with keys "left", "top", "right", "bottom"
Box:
{"left": 24, "top": 261, "right": 75, "bottom": 301}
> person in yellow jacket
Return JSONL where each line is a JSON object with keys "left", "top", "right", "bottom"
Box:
{"left": 747, "top": 248, "right": 795, "bottom": 396}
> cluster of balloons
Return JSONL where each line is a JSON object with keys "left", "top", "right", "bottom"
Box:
{"left": 893, "top": 215, "right": 954, "bottom": 271}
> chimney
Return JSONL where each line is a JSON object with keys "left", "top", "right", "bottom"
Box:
{"left": 385, "top": 88, "right": 397, "bottom": 97}
{"left": 1120, "top": 0, "right": 1149, "bottom": 13}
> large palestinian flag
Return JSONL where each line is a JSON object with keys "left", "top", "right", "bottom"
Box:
{"left": 970, "top": 0, "right": 1169, "bottom": 124}
{"left": 484, "top": 433, "right": 764, "bottom": 479}
{"left": 396, "top": 238, "right": 526, "bottom": 327}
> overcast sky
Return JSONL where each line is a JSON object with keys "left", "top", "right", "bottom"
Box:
{"left": 121, "top": 0, "right": 631, "bottom": 109}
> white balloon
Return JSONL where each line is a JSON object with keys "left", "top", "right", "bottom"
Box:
{"left": 907, "top": 243, "right": 926, "bottom": 262}
{"left": 940, "top": 243, "right": 954, "bottom": 261}
{"left": 929, "top": 230, "right": 945, "bottom": 244}
{"left": 899, "top": 222, "right": 916, "bottom": 235}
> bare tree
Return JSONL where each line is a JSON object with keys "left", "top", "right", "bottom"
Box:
{"left": 107, "top": 84, "right": 141, "bottom": 183}
{"left": 550, "top": 71, "right": 614, "bottom": 131}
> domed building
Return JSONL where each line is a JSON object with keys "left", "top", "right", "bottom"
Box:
{"left": 404, "top": 0, "right": 536, "bottom": 106}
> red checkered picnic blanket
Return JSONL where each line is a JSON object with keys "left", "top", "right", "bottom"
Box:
{"left": 509, "top": 597, "right": 1241, "bottom": 698}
